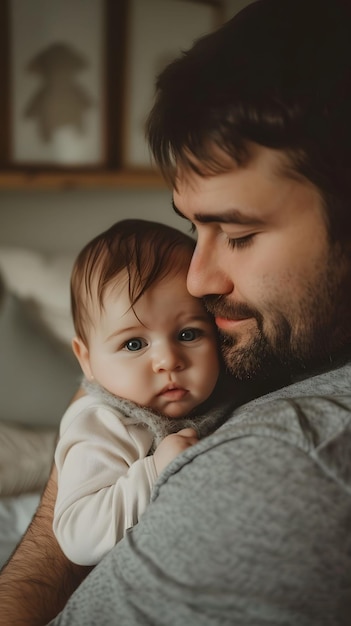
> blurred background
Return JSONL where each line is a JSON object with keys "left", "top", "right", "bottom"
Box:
{"left": 0, "top": 0, "right": 254, "bottom": 566}
{"left": 0, "top": 0, "right": 252, "bottom": 255}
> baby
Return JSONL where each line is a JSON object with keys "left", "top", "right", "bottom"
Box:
{"left": 53, "top": 219, "right": 226, "bottom": 566}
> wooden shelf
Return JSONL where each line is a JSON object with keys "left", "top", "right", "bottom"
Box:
{"left": 0, "top": 169, "right": 168, "bottom": 190}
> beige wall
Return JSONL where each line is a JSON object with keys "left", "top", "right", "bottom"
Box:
{"left": 0, "top": 187, "right": 180, "bottom": 255}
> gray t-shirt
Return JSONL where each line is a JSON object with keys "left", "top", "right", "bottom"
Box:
{"left": 50, "top": 362, "right": 351, "bottom": 625}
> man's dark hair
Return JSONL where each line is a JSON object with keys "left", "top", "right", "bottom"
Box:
{"left": 147, "top": 0, "right": 351, "bottom": 241}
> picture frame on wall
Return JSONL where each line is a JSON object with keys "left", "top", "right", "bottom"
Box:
{"left": 8, "top": 0, "right": 111, "bottom": 168}
{"left": 122, "top": 0, "right": 224, "bottom": 170}
{"left": 0, "top": 0, "right": 222, "bottom": 178}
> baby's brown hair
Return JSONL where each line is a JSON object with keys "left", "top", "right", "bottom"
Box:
{"left": 71, "top": 219, "right": 195, "bottom": 345}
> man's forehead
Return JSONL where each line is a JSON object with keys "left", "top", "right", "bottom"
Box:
{"left": 174, "top": 143, "right": 297, "bottom": 186}
{"left": 172, "top": 146, "right": 317, "bottom": 229}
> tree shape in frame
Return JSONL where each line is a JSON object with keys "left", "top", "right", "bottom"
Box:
{"left": 23, "top": 42, "right": 94, "bottom": 142}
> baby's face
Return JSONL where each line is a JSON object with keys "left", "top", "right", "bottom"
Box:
{"left": 76, "top": 269, "right": 220, "bottom": 418}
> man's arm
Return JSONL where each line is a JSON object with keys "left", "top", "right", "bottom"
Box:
{"left": 0, "top": 388, "right": 92, "bottom": 626}
{"left": 0, "top": 465, "right": 92, "bottom": 626}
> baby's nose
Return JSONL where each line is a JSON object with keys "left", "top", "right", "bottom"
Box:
{"left": 152, "top": 344, "right": 185, "bottom": 373}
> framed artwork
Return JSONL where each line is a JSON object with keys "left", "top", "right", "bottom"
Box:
{"left": 0, "top": 0, "right": 127, "bottom": 171}
{"left": 8, "top": 0, "right": 106, "bottom": 167}
{"left": 122, "top": 0, "right": 224, "bottom": 169}
{"left": 0, "top": 0, "right": 223, "bottom": 176}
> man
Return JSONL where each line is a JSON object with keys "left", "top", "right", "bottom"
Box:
{"left": 1, "top": 0, "right": 351, "bottom": 624}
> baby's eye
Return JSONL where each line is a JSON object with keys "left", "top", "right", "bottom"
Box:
{"left": 124, "top": 338, "right": 146, "bottom": 351}
{"left": 178, "top": 328, "right": 202, "bottom": 342}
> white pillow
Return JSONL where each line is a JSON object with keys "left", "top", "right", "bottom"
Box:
{"left": 0, "top": 246, "right": 76, "bottom": 345}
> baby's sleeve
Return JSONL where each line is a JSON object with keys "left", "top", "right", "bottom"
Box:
{"left": 53, "top": 398, "right": 156, "bottom": 566}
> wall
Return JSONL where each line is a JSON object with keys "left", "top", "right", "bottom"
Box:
{"left": 0, "top": 0, "right": 253, "bottom": 256}
{"left": 0, "top": 187, "right": 181, "bottom": 255}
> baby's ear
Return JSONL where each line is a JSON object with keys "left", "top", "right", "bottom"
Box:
{"left": 72, "top": 337, "right": 93, "bottom": 380}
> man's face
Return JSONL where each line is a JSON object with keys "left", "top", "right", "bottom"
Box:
{"left": 173, "top": 145, "right": 351, "bottom": 380}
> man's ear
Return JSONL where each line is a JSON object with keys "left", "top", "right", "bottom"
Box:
{"left": 72, "top": 337, "right": 93, "bottom": 380}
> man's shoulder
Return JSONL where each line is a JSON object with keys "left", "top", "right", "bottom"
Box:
{"left": 202, "top": 359, "right": 351, "bottom": 442}
{"left": 156, "top": 361, "right": 351, "bottom": 495}
{"left": 225, "top": 394, "right": 351, "bottom": 467}
{"left": 238, "top": 359, "right": 351, "bottom": 413}
{"left": 216, "top": 361, "right": 351, "bottom": 493}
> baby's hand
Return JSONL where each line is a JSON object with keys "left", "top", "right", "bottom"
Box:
{"left": 153, "top": 428, "right": 199, "bottom": 475}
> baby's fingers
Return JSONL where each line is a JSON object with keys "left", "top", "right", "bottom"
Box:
{"left": 175, "top": 427, "right": 198, "bottom": 440}
{"left": 173, "top": 428, "right": 199, "bottom": 448}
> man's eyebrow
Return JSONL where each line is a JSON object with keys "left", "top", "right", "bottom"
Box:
{"left": 172, "top": 200, "right": 264, "bottom": 226}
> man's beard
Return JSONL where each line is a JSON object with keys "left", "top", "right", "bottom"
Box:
{"left": 203, "top": 251, "right": 351, "bottom": 383}
{"left": 204, "top": 298, "right": 295, "bottom": 381}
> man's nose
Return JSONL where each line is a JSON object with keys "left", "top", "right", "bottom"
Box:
{"left": 152, "top": 343, "right": 185, "bottom": 373}
{"left": 187, "top": 238, "right": 233, "bottom": 298}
